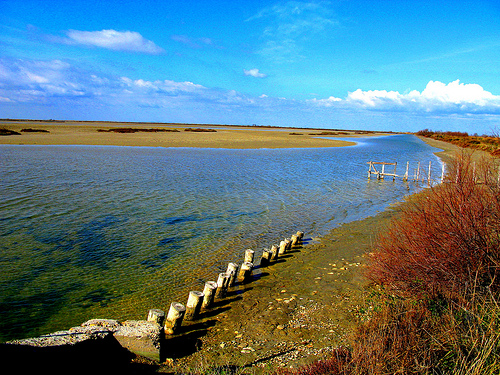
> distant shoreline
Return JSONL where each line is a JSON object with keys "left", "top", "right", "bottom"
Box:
{"left": 0, "top": 119, "right": 395, "bottom": 149}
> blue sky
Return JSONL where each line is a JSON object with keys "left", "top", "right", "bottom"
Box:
{"left": 1, "top": 0, "right": 500, "bottom": 133}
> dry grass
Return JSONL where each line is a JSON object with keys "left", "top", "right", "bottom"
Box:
{"left": 417, "top": 129, "right": 500, "bottom": 156}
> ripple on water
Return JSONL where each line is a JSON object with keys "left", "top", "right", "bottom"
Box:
{"left": 0, "top": 135, "right": 444, "bottom": 341}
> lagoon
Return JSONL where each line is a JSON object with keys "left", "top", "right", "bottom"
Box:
{"left": 0, "top": 134, "right": 442, "bottom": 341}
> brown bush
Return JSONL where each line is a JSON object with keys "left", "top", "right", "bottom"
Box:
{"left": 367, "top": 152, "right": 500, "bottom": 301}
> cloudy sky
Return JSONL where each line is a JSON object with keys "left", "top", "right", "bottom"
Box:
{"left": 1, "top": 0, "right": 500, "bottom": 133}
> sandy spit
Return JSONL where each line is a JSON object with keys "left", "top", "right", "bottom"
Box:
{"left": 0, "top": 120, "right": 395, "bottom": 149}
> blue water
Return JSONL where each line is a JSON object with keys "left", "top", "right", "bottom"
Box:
{"left": 0, "top": 134, "right": 443, "bottom": 341}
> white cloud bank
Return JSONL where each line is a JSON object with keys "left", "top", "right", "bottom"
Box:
{"left": 64, "top": 29, "right": 164, "bottom": 54}
{"left": 244, "top": 68, "right": 267, "bottom": 78}
{"left": 1, "top": 57, "right": 499, "bottom": 130}
{"left": 0, "top": 58, "right": 260, "bottom": 109}
{"left": 341, "top": 80, "right": 500, "bottom": 114}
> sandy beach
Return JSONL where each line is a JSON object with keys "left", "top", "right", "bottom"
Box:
{"left": 0, "top": 120, "right": 394, "bottom": 149}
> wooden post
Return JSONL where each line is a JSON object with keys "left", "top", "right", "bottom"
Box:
{"left": 237, "top": 262, "right": 253, "bottom": 284}
{"left": 279, "top": 240, "right": 287, "bottom": 255}
{"left": 270, "top": 245, "right": 279, "bottom": 261}
{"left": 393, "top": 163, "right": 397, "bottom": 181}
{"left": 201, "top": 281, "right": 217, "bottom": 310}
{"left": 441, "top": 162, "right": 445, "bottom": 183}
{"left": 404, "top": 161, "right": 409, "bottom": 181}
{"left": 164, "top": 302, "right": 186, "bottom": 335}
{"left": 296, "top": 231, "right": 304, "bottom": 242}
{"left": 147, "top": 309, "right": 165, "bottom": 326}
{"left": 416, "top": 162, "right": 420, "bottom": 182}
{"left": 184, "top": 291, "right": 204, "bottom": 321}
{"left": 215, "top": 273, "right": 229, "bottom": 299}
{"left": 260, "top": 249, "right": 271, "bottom": 267}
{"left": 284, "top": 238, "right": 292, "bottom": 251}
{"left": 428, "top": 161, "right": 432, "bottom": 185}
{"left": 291, "top": 234, "right": 298, "bottom": 246}
{"left": 226, "top": 263, "right": 239, "bottom": 287}
{"left": 244, "top": 249, "right": 255, "bottom": 264}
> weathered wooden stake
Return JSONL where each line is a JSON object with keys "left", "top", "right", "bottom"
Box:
{"left": 291, "top": 234, "right": 298, "bottom": 246}
{"left": 244, "top": 249, "right": 255, "bottom": 263}
{"left": 441, "top": 162, "right": 445, "bottom": 183}
{"left": 296, "top": 231, "right": 304, "bottom": 242}
{"left": 215, "top": 273, "right": 229, "bottom": 299}
{"left": 184, "top": 291, "right": 204, "bottom": 321}
{"left": 201, "top": 281, "right": 218, "bottom": 310}
{"left": 226, "top": 263, "right": 239, "bottom": 287}
{"left": 428, "top": 161, "right": 432, "bottom": 185}
{"left": 284, "top": 238, "right": 292, "bottom": 251}
{"left": 404, "top": 161, "right": 409, "bottom": 181}
{"left": 164, "top": 302, "right": 186, "bottom": 335}
{"left": 147, "top": 309, "right": 165, "bottom": 326}
{"left": 260, "top": 249, "right": 271, "bottom": 267}
{"left": 270, "top": 245, "right": 279, "bottom": 260}
{"left": 279, "top": 240, "right": 287, "bottom": 255}
{"left": 237, "top": 262, "right": 253, "bottom": 283}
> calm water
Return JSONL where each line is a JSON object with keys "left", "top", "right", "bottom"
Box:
{"left": 0, "top": 134, "right": 443, "bottom": 341}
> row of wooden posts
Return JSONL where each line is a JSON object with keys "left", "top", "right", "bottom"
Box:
{"left": 145, "top": 230, "right": 305, "bottom": 335}
{"left": 367, "top": 161, "right": 445, "bottom": 184}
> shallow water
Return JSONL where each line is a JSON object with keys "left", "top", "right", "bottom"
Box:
{"left": 0, "top": 134, "right": 443, "bottom": 341}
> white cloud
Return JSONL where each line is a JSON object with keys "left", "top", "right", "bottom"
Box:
{"left": 307, "top": 96, "right": 342, "bottom": 107}
{"left": 346, "top": 80, "right": 500, "bottom": 113}
{"left": 244, "top": 68, "right": 267, "bottom": 78}
{"left": 419, "top": 80, "right": 497, "bottom": 106}
{"left": 0, "top": 58, "right": 252, "bottom": 110}
{"left": 65, "top": 29, "right": 164, "bottom": 54}
{"left": 309, "top": 80, "right": 500, "bottom": 115}
{"left": 120, "top": 77, "right": 205, "bottom": 93}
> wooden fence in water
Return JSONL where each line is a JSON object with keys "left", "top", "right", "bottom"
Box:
{"left": 367, "top": 161, "right": 445, "bottom": 185}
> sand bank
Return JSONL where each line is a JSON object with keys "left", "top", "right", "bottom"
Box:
{"left": 0, "top": 120, "right": 393, "bottom": 149}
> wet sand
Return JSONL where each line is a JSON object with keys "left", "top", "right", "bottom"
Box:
{"left": 0, "top": 120, "right": 392, "bottom": 149}
{"left": 156, "top": 207, "right": 400, "bottom": 374}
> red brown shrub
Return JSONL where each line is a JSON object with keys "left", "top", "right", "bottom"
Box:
{"left": 367, "top": 152, "right": 500, "bottom": 301}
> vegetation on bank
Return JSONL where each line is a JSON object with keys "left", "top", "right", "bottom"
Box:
{"left": 0, "top": 127, "right": 21, "bottom": 136}
{"left": 416, "top": 129, "right": 500, "bottom": 156}
{"left": 282, "top": 152, "right": 500, "bottom": 375}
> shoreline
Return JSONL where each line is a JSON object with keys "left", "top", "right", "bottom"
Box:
{"left": 0, "top": 120, "right": 392, "bottom": 149}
